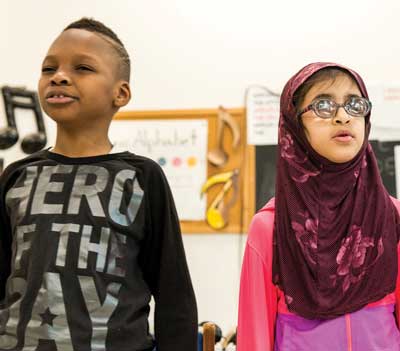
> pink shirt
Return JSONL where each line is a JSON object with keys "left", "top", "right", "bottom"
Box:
{"left": 238, "top": 198, "right": 400, "bottom": 351}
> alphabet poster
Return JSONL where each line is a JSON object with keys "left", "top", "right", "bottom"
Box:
{"left": 109, "top": 119, "right": 208, "bottom": 221}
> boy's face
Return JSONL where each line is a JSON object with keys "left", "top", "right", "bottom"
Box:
{"left": 38, "top": 29, "right": 130, "bottom": 127}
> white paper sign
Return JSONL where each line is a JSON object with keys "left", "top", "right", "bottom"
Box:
{"left": 109, "top": 119, "right": 208, "bottom": 221}
{"left": 246, "top": 85, "right": 280, "bottom": 145}
{"left": 367, "top": 83, "right": 400, "bottom": 141}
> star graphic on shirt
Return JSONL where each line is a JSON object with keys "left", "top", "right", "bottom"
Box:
{"left": 39, "top": 307, "right": 57, "bottom": 326}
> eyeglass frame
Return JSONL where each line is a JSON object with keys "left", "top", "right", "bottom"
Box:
{"left": 297, "top": 96, "right": 372, "bottom": 119}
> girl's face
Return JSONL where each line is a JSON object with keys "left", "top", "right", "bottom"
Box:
{"left": 299, "top": 74, "right": 366, "bottom": 163}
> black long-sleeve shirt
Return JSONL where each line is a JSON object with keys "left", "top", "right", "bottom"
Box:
{"left": 0, "top": 150, "right": 198, "bottom": 351}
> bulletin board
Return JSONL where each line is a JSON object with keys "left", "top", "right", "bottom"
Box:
{"left": 114, "top": 108, "right": 255, "bottom": 234}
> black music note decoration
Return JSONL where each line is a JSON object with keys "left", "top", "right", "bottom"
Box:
{"left": 1, "top": 86, "right": 47, "bottom": 154}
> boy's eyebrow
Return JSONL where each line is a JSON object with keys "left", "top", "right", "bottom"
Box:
{"left": 42, "top": 54, "right": 99, "bottom": 64}
{"left": 72, "top": 54, "right": 100, "bottom": 63}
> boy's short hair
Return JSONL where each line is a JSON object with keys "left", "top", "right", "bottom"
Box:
{"left": 64, "top": 17, "right": 131, "bottom": 82}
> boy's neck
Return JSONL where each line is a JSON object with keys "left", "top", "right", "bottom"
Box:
{"left": 51, "top": 125, "right": 114, "bottom": 157}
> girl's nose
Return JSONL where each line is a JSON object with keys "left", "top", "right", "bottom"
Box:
{"left": 332, "top": 106, "right": 351, "bottom": 125}
{"left": 51, "top": 71, "right": 70, "bottom": 86}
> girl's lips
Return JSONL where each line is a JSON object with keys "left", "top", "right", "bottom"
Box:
{"left": 332, "top": 130, "right": 354, "bottom": 142}
{"left": 333, "top": 135, "right": 353, "bottom": 142}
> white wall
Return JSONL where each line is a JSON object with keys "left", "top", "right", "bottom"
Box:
{"left": 2, "top": 0, "right": 400, "bottom": 333}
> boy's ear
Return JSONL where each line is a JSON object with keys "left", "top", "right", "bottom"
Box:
{"left": 113, "top": 81, "right": 131, "bottom": 108}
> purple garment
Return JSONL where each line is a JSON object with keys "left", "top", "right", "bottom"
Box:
{"left": 274, "top": 304, "right": 400, "bottom": 350}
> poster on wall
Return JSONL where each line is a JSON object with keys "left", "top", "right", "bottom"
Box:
{"left": 245, "top": 85, "right": 280, "bottom": 145}
{"left": 369, "top": 83, "right": 400, "bottom": 141}
{"left": 109, "top": 119, "right": 208, "bottom": 221}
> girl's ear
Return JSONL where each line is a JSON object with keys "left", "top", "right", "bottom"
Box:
{"left": 113, "top": 81, "right": 131, "bottom": 108}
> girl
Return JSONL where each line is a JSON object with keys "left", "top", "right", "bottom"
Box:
{"left": 237, "top": 62, "right": 400, "bottom": 351}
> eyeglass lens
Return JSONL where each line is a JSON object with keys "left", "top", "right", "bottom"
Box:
{"left": 314, "top": 97, "right": 370, "bottom": 118}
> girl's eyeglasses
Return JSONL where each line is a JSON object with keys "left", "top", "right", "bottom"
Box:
{"left": 297, "top": 96, "right": 372, "bottom": 119}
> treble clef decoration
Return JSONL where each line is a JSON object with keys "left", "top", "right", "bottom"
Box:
{"left": 0, "top": 86, "right": 47, "bottom": 154}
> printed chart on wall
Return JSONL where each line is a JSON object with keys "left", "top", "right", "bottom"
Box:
{"left": 245, "top": 85, "right": 280, "bottom": 145}
{"left": 109, "top": 119, "right": 208, "bottom": 221}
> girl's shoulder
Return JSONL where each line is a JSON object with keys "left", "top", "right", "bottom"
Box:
{"left": 390, "top": 196, "right": 400, "bottom": 213}
{"left": 247, "top": 198, "right": 275, "bottom": 255}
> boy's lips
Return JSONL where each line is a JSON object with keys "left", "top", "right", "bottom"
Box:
{"left": 45, "top": 91, "right": 78, "bottom": 104}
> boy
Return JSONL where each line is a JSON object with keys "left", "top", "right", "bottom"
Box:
{"left": 0, "top": 18, "right": 198, "bottom": 351}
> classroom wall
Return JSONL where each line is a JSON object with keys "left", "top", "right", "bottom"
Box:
{"left": 2, "top": 0, "right": 400, "bottom": 333}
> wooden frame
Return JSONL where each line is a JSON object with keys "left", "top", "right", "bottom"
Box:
{"left": 115, "top": 108, "right": 255, "bottom": 234}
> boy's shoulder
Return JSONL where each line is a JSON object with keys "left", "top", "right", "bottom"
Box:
{"left": 113, "top": 152, "right": 170, "bottom": 189}
{"left": 0, "top": 150, "right": 48, "bottom": 181}
{"left": 0, "top": 150, "right": 48, "bottom": 198}
{"left": 116, "top": 152, "right": 165, "bottom": 175}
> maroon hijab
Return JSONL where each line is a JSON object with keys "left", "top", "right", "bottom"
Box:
{"left": 272, "top": 62, "right": 400, "bottom": 319}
